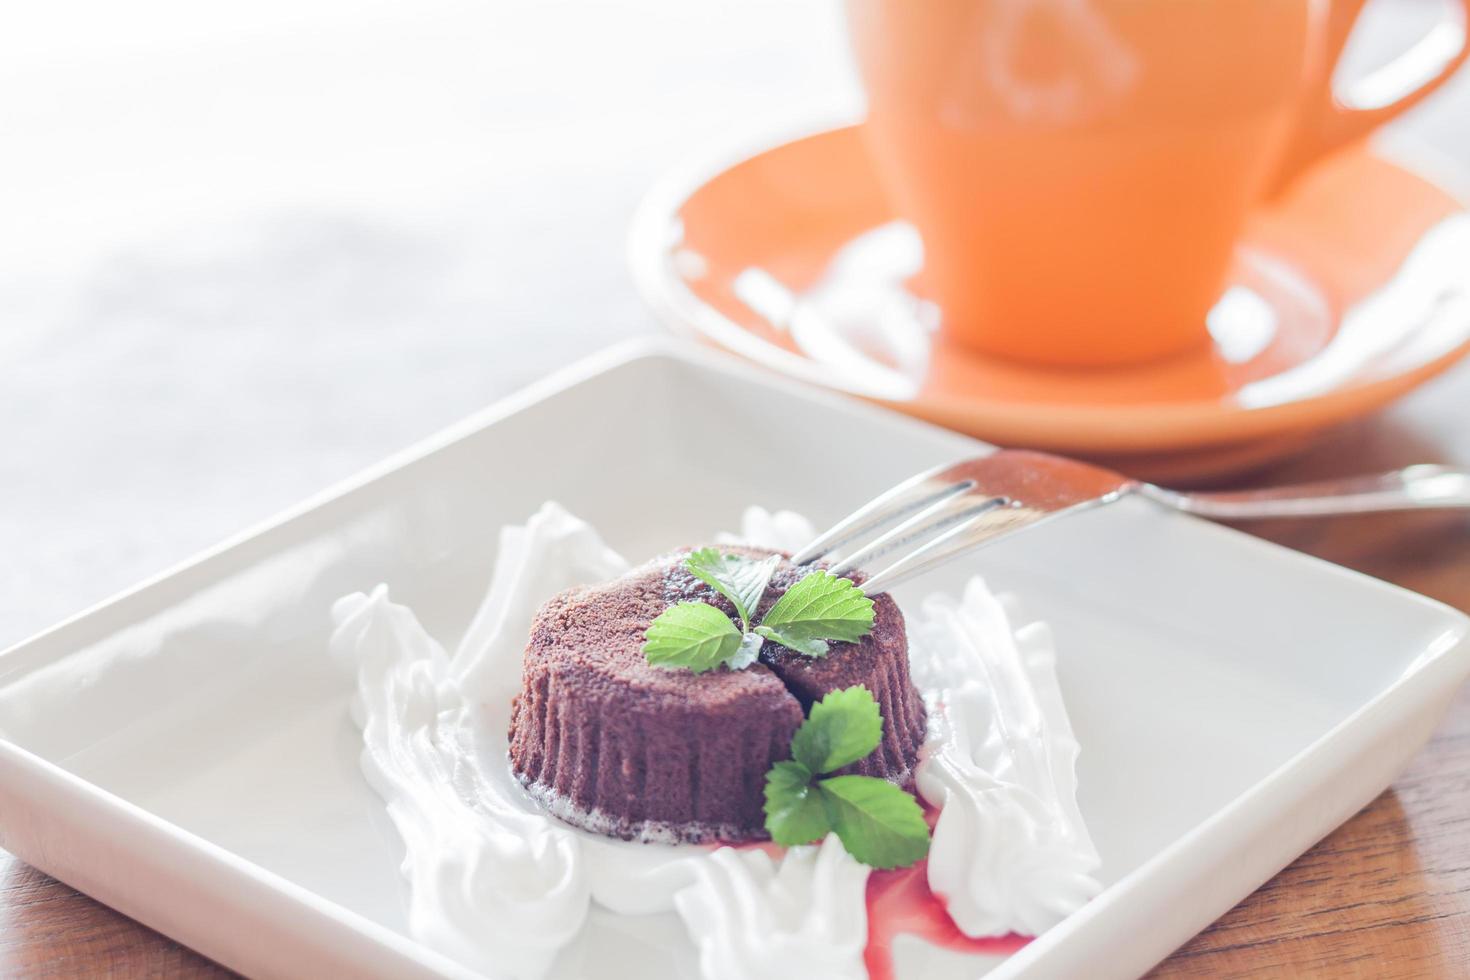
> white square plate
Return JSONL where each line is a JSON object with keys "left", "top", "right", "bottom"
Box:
{"left": 1, "top": 340, "right": 1466, "bottom": 979}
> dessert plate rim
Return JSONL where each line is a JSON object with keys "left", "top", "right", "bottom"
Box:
{"left": 0, "top": 337, "right": 1465, "bottom": 979}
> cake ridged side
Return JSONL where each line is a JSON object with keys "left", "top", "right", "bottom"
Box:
{"left": 507, "top": 580, "right": 804, "bottom": 842}
{"left": 510, "top": 677, "right": 802, "bottom": 838}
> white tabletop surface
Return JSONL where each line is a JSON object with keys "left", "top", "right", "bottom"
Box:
{"left": 3, "top": 0, "right": 1469, "bottom": 650}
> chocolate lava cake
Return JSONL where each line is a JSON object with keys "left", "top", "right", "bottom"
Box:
{"left": 507, "top": 545, "right": 927, "bottom": 843}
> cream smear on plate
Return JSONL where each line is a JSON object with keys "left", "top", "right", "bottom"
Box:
{"left": 329, "top": 502, "right": 1099, "bottom": 979}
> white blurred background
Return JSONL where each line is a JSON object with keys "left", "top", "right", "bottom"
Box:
{"left": 2, "top": 0, "right": 1468, "bottom": 647}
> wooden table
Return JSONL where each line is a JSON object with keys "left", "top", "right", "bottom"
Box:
{"left": 2, "top": 367, "right": 1468, "bottom": 978}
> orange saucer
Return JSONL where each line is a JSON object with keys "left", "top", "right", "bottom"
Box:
{"left": 629, "top": 124, "right": 1470, "bottom": 482}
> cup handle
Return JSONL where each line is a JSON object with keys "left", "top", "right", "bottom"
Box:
{"left": 1267, "top": 0, "right": 1470, "bottom": 195}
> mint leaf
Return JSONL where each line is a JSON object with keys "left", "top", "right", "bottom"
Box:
{"left": 763, "top": 760, "right": 831, "bottom": 846}
{"left": 759, "top": 570, "right": 875, "bottom": 645}
{"left": 642, "top": 602, "right": 743, "bottom": 673}
{"left": 761, "top": 685, "right": 930, "bottom": 868}
{"left": 789, "top": 685, "right": 883, "bottom": 774}
{"left": 685, "top": 549, "right": 781, "bottom": 631}
{"left": 818, "top": 775, "right": 931, "bottom": 870}
{"left": 754, "top": 625, "right": 828, "bottom": 658}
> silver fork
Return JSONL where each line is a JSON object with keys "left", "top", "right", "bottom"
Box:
{"left": 791, "top": 450, "right": 1470, "bottom": 595}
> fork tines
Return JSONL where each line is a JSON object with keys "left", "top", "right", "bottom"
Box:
{"left": 792, "top": 451, "right": 1134, "bottom": 595}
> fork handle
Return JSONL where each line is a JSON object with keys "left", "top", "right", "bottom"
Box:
{"left": 1141, "top": 465, "right": 1470, "bottom": 520}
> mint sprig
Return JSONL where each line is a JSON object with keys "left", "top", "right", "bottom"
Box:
{"left": 762, "top": 685, "right": 930, "bottom": 870}
{"left": 642, "top": 550, "right": 875, "bottom": 673}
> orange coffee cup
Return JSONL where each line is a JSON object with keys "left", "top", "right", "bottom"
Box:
{"left": 847, "top": 0, "right": 1470, "bottom": 367}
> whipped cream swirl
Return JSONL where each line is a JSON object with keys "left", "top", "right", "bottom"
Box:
{"left": 911, "top": 582, "right": 1101, "bottom": 937}
{"left": 674, "top": 836, "right": 870, "bottom": 980}
{"left": 330, "top": 502, "right": 1099, "bottom": 978}
{"left": 331, "top": 503, "right": 870, "bottom": 980}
